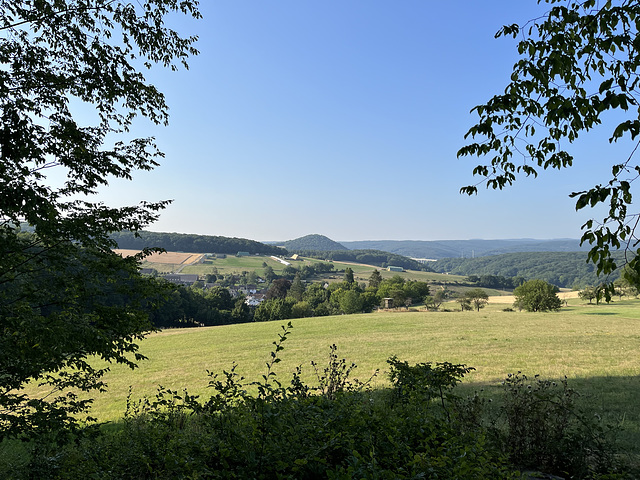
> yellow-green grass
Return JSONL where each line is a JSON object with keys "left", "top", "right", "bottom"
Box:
{"left": 32, "top": 300, "right": 637, "bottom": 437}
{"left": 152, "top": 255, "right": 274, "bottom": 275}
{"left": 143, "top": 253, "right": 469, "bottom": 286}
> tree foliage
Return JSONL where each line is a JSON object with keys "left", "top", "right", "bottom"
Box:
{"left": 299, "top": 249, "right": 432, "bottom": 272}
{"left": 513, "top": 279, "right": 562, "bottom": 312}
{"left": 433, "top": 251, "right": 618, "bottom": 288}
{"left": 0, "top": 1, "right": 200, "bottom": 438}
{"left": 368, "top": 269, "right": 383, "bottom": 289}
{"left": 465, "top": 288, "right": 489, "bottom": 312}
{"left": 578, "top": 286, "right": 599, "bottom": 304}
{"left": 343, "top": 267, "right": 355, "bottom": 284}
{"left": 112, "top": 231, "right": 286, "bottom": 256}
{"left": 459, "top": 0, "right": 640, "bottom": 293}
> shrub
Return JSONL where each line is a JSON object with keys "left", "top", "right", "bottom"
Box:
{"left": 495, "top": 372, "right": 620, "bottom": 478}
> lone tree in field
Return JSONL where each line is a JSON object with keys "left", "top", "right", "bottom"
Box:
{"left": 459, "top": 1, "right": 640, "bottom": 296}
{"left": 465, "top": 288, "right": 489, "bottom": 312}
{"left": 513, "top": 280, "right": 562, "bottom": 312}
{"left": 0, "top": 1, "right": 200, "bottom": 439}
{"left": 578, "top": 286, "right": 598, "bottom": 304}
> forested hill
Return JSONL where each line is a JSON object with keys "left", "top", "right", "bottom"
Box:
{"left": 432, "top": 251, "right": 624, "bottom": 288}
{"left": 283, "top": 234, "right": 347, "bottom": 251}
{"left": 299, "top": 249, "right": 432, "bottom": 272}
{"left": 342, "top": 239, "right": 588, "bottom": 259}
{"left": 111, "top": 231, "right": 287, "bottom": 256}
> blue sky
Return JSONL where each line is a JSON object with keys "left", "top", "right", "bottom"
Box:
{"left": 92, "top": 1, "right": 629, "bottom": 242}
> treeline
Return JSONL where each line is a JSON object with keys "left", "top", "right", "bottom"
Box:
{"left": 296, "top": 249, "right": 432, "bottom": 272}
{"left": 149, "top": 286, "right": 251, "bottom": 328}
{"left": 111, "top": 231, "right": 287, "bottom": 256}
{"left": 466, "top": 274, "right": 525, "bottom": 290}
{"left": 432, "top": 251, "right": 624, "bottom": 288}
{"left": 148, "top": 262, "right": 339, "bottom": 328}
{"left": 151, "top": 269, "right": 431, "bottom": 327}
{"left": 252, "top": 271, "right": 430, "bottom": 322}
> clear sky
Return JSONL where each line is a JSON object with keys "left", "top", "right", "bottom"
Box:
{"left": 90, "top": 1, "right": 629, "bottom": 242}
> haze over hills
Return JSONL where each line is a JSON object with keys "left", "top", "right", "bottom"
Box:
{"left": 340, "top": 239, "right": 589, "bottom": 259}
{"left": 430, "top": 251, "right": 623, "bottom": 288}
{"left": 112, "top": 230, "right": 591, "bottom": 263}
{"left": 276, "top": 235, "right": 589, "bottom": 259}
{"left": 109, "top": 230, "right": 616, "bottom": 287}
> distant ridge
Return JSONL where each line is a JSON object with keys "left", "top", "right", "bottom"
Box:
{"left": 431, "top": 251, "right": 623, "bottom": 288}
{"left": 284, "top": 234, "right": 347, "bottom": 252}
{"left": 110, "top": 231, "right": 286, "bottom": 256}
{"left": 341, "top": 239, "right": 588, "bottom": 259}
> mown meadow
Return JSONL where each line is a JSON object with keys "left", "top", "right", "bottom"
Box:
{"left": 5, "top": 296, "right": 640, "bottom": 478}
{"left": 82, "top": 297, "right": 640, "bottom": 437}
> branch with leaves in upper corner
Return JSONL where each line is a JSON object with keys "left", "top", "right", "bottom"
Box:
{"left": 458, "top": 0, "right": 640, "bottom": 298}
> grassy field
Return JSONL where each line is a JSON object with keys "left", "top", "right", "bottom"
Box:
{"left": 142, "top": 251, "right": 471, "bottom": 287}
{"left": 43, "top": 295, "right": 637, "bottom": 457}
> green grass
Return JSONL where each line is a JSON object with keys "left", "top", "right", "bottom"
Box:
{"left": 17, "top": 298, "right": 640, "bottom": 468}
{"left": 54, "top": 300, "right": 636, "bottom": 443}
{"left": 143, "top": 253, "right": 470, "bottom": 286}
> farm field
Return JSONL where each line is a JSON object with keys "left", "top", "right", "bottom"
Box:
{"left": 134, "top": 250, "right": 471, "bottom": 286}
{"left": 50, "top": 297, "right": 640, "bottom": 455}
{"left": 115, "top": 249, "right": 204, "bottom": 270}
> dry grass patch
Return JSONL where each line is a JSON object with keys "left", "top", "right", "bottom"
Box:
{"left": 487, "top": 289, "right": 581, "bottom": 304}
{"left": 114, "top": 249, "right": 204, "bottom": 265}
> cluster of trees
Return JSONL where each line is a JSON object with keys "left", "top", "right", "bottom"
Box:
{"left": 252, "top": 270, "right": 431, "bottom": 322}
{"left": 466, "top": 274, "right": 525, "bottom": 290}
{"left": 456, "top": 289, "right": 490, "bottom": 312}
{"left": 298, "top": 249, "right": 432, "bottom": 272}
{"left": 153, "top": 271, "right": 569, "bottom": 328}
{"left": 203, "top": 270, "right": 260, "bottom": 287}
{"left": 146, "top": 266, "right": 433, "bottom": 327}
{"left": 148, "top": 286, "right": 251, "bottom": 328}
{"left": 434, "top": 252, "right": 623, "bottom": 288}
{"left": 277, "top": 261, "right": 335, "bottom": 280}
{"left": 578, "top": 272, "right": 640, "bottom": 305}
{"left": 443, "top": 280, "right": 563, "bottom": 314}
{"left": 142, "top": 262, "right": 351, "bottom": 327}
{"left": 111, "top": 231, "right": 287, "bottom": 256}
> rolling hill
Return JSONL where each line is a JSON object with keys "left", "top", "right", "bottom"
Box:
{"left": 431, "top": 251, "right": 625, "bottom": 288}
{"left": 341, "top": 239, "right": 588, "bottom": 259}
{"left": 283, "top": 234, "right": 347, "bottom": 251}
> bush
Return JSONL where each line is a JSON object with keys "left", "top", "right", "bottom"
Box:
{"left": 495, "top": 372, "right": 620, "bottom": 478}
